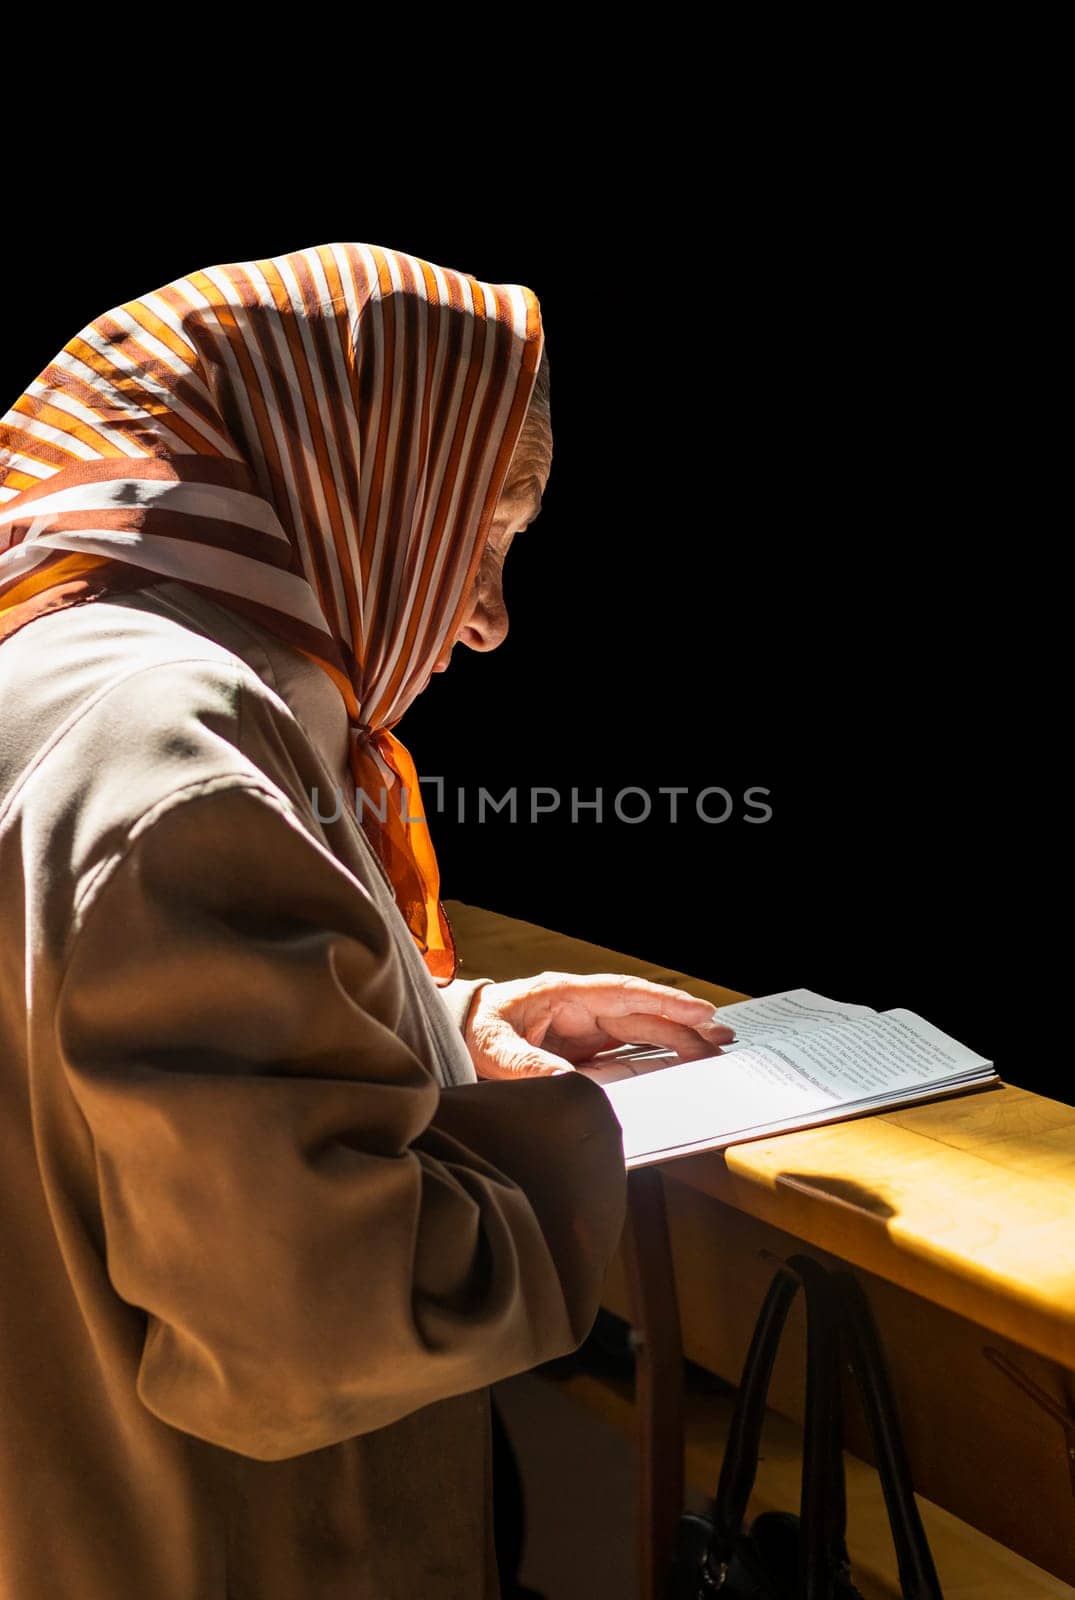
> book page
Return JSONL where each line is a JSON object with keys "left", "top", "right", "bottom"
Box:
{"left": 593, "top": 1007, "right": 993, "bottom": 1164}
{"left": 715, "top": 989, "right": 878, "bottom": 1052}
{"left": 742, "top": 1009, "right": 991, "bottom": 1099}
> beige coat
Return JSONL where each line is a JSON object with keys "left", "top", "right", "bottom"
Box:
{"left": 0, "top": 580, "right": 628, "bottom": 1600}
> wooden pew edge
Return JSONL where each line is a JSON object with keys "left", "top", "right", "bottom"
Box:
{"left": 652, "top": 1158, "right": 1075, "bottom": 1373}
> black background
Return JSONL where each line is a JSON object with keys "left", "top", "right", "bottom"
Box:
{"left": 1, "top": 147, "right": 1041, "bottom": 1098}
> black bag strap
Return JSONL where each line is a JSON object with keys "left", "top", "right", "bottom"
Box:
{"left": 698, "top": 1255, "right": 941, "bottom": 1599}
{"left": 708, "top": 1257, "right": 850, "bottom": 1595}
{"left": 786, "top": 1254, "right": 853, "bottom": 1600}
{"left": 833, "top": 1271, "right": 943, "bottom": 1600}
{"left": 709, "top": 1263, "right": 800, "bottom": 1560}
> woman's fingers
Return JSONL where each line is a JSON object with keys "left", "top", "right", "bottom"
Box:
{"left": 591, "top": 1010, "right": 729, "bottom": 1061}
{"left": 537, "top": 974, "right": 736, "bottom": 1049}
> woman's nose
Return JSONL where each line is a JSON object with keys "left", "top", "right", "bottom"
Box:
{"left": 458, "top": 583, "right": 509, "bottom": 652}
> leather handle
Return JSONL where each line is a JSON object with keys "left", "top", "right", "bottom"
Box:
{"left": 835, "top": 1272, "right": 943, "bottom": 1600}
{"left": 710, "top": 1263, "right": 801, "bottom": 1558}
{"left": 787, "top": 1255, "right": 853, "bottom": 1600}
{"left": 706, "top": 1253, "right": 941, "bottom": 1600}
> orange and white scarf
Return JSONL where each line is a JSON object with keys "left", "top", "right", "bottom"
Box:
{"left": 0, "top": 242, "right": 544, "bottom": 984}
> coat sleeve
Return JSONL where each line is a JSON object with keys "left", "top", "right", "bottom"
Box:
{"left": 55, "top": 778, "right": 627, "bottom": 1462}
{"left": 437, "top": 974, "right": 495, "bottom": 1036}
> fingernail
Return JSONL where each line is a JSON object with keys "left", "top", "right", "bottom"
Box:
{"left": 700, "top": 1014, "right": 734, "bottom": 1034}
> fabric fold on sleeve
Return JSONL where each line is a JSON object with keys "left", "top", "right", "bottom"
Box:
{"left": 55, "top": 782, "right": 627, "bottom": 1463}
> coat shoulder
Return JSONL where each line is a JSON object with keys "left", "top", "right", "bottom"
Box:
{"left": 0, "top": 596, "right": 332, "bottom": 968}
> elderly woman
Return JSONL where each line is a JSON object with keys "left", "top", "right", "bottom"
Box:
{"left": 0, "top": 242, "right": 732, "bottom": 1600}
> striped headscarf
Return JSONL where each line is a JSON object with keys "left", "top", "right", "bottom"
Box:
{"left": 0, "top": 242, "right": 545, "bottom": 985}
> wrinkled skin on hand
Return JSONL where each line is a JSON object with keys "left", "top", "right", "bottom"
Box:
{"left": 463, "top": 971, "right": 737, "bottom": 1081}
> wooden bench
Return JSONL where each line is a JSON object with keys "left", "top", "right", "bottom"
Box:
{"left": 446, "top": 898, "right": 1075, "bottom": 1598}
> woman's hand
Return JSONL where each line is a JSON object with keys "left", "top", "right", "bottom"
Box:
{"left": 462, "top": 971, "right": 736, "bottom": 1081}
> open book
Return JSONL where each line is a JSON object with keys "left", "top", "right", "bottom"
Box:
{"left": 575, "top": 989, "right": 999, "bottom": 1170}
